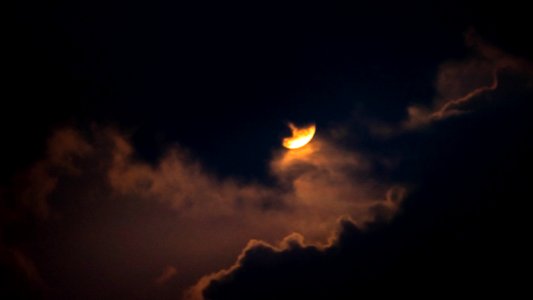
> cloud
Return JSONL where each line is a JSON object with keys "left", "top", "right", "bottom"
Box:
{"left": 193, "top": 95, "right": 533, "bottom": 300}
{"left": 11, "top": 128, "right": 93, "bottom": 219}
{"left": 3, "top": 30, "right": 531, "bottom": 300}
{"left": 183, "top": 32, "right": 533, "bottom": 300}
{"left": 367, "top": 29, "right": 533, "bottom": 136}
{"left": 0, "top": 129, "right": 93, "bottom": 297}
{"left": 0, "top": 247, "right": 48, "bottom": 298}
{"left": 105, "top": 130, "right": 401, "bottom": 242}
{"left": 1, "top": 125, "right": 403, "bottom": 299}
{"left": 8, "top": 248, "right": 47, "bottom": 289}
{"left": 185, "top": 221, "right": 351, "bottom": 300}
{"left": 405, "top": 30, "right": 533, "bottom": 128}
{"left": 154, "top": 265, "right": 178, "bottom": 286}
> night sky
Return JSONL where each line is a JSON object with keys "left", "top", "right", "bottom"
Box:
{"left": 3, "top": 1, "right": 533, "bottom": 299}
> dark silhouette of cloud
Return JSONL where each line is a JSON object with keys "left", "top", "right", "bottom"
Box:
{"left": 0, "top": 126, "right": 401, "bottom": 300}
{"left": 363, "top": 30, "right": 533, "bottom": 137}
{"left": 3, "top": 36, "right": 532, "bottom": 299}
{"left": 404, "top": 30, "right": 533, "bottom": 128}
{"left": 199, "top": 84, "right": 533, "bottom": 300}
{"left": 3, "top": 5, "right": 533, "bottom": 297}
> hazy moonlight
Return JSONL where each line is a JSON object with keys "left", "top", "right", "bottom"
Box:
{"left": 282, "top": 123, "right": 316, "bottom": 149}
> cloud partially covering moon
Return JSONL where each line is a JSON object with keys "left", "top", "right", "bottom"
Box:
{"left": 0, "top": 124, "right": 403, "bottom": 300}
{"left": 282, "top": 123, "right": 316, "bottom": 149}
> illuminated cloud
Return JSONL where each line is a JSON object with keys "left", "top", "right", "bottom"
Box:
{"left": 4, "top": 31, "right": 530, "bottom": 299}
{"left": 282, "top": 123, "right": 317, "bottom": 149}
{"left": 192, "top": 89, "right": 533, "bottom": 299}
{"left": 188, "top": 220, "right": 364, "bottom": 300}
{"left": 404, "top": 30, "right": 533, "bottom": 128}
{"left": 364, "top": 30, "right": 533, "bottom": 136}
{"left": 185, "top": 231, "right": 328, "bottom": 300}
{"left": 1, "top": 125, "right": 403, "bottom": 299}
{"left": 181, "top": 31, "right": 533, "bottom": 300}
{"left": 106, "top": 130, "right": 400, "bottom": 242}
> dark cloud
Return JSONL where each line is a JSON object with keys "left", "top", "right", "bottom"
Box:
{"left": 403, "top": 30, "right": 533, "bottom": 128}
{"left": 0, "top": 248, "right": 47, "bottom": 299}
{"left": 199, "top": 81, "right": 533, "bottom": 299}
{"left": 3, "top": 36, "right": 532, "bottom": 299}
{"left": 4, "top": 129, "right": 93, "bottom": 220}
{"left": 0, "top": 125, "right": 401, "bottom": 300}
{"left": 0, "top": 129, "right": 92, "bottom": 298}
{"left": 363, "top": 30, "right": 533, "bottom": 137}
{"left": 4, "top": 2, "right": 533, "bottom": 299}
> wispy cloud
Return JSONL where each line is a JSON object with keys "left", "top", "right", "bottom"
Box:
{"left": 1, "top": 125, "right": 403, "bottom": 299}
{"left": 370, "top": 30, "right": 533, "bottom": 135}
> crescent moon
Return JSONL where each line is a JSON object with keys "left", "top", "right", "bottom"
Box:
{"left": 282, "top": 123, "right": 316, "bottom": 149}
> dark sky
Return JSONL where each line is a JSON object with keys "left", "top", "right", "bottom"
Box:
{"left": 3, "top": 1, "right": 533, "bottom": 299}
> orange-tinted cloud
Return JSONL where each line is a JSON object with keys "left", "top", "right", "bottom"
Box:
{"left": 402, "top": 30, "right": 533, "bottom": 129}
{"left": 154, "top": 265, "right": 178, "bottom": 286}
{"left": 1, "top": 125, "right": 404, "bottom": 299}
{"left": 12, "top": 128, "right": 93, "bottom": 219}
{"left": 184, "top": 235, "right": 310, "bottom": 300}
{"left": 185, "top": 218, "right": 355, "bottom": 300}
{"left": 106, "top": 130, "right": 401, "bottom": 243}
{"left": 15, "top": 34, "right": 528, "bottom": 294}
{"left": 351, "top": 29, "right": 533, "bottom": 138}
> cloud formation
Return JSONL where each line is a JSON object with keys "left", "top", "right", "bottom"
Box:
{"left": 3, "top": 28, "right": 529, "bottom": 300}
{"left": 154, "top": 265, "right": 178, "bottom": 286}
{"left": 366, "top": 30, "right": 533, "bottom": 136}
{"left": 194, "top": 84, "right": 533, "bottom": 300}
{"left": 12, "top": 128, "right": 93, "bottom": 219}
{"left": 186, "top": 30, "right": 533, "bottom": 300}
{"left": 105, "top": 128, "right": 401, "bottom": 240}
{"left": 1, "top": 125, "right": 402, "bottom": 299}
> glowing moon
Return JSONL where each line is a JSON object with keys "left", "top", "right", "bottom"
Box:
{"left": 282, "top": 123, "right": 316, "bottom": 149}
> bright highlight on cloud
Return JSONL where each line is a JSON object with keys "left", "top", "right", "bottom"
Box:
{"left": 403, "top": 30, "right": 533, "bottom": 129}
{"left": 364, "top": 30, "right": 533, "bottom": 137}
{"left": 1, "top": 124, "right": 403, "bottom": 300}
{"left": 3, "top": 29, "right": 530, "bottom": 300}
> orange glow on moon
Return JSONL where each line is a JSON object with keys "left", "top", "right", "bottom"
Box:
{"left": 282, "top": 123, "right": 316, "bottom": 149}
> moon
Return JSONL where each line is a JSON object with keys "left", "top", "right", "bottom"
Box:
{"left": 282, "top": 123, "right": 316, "bottom": 149}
